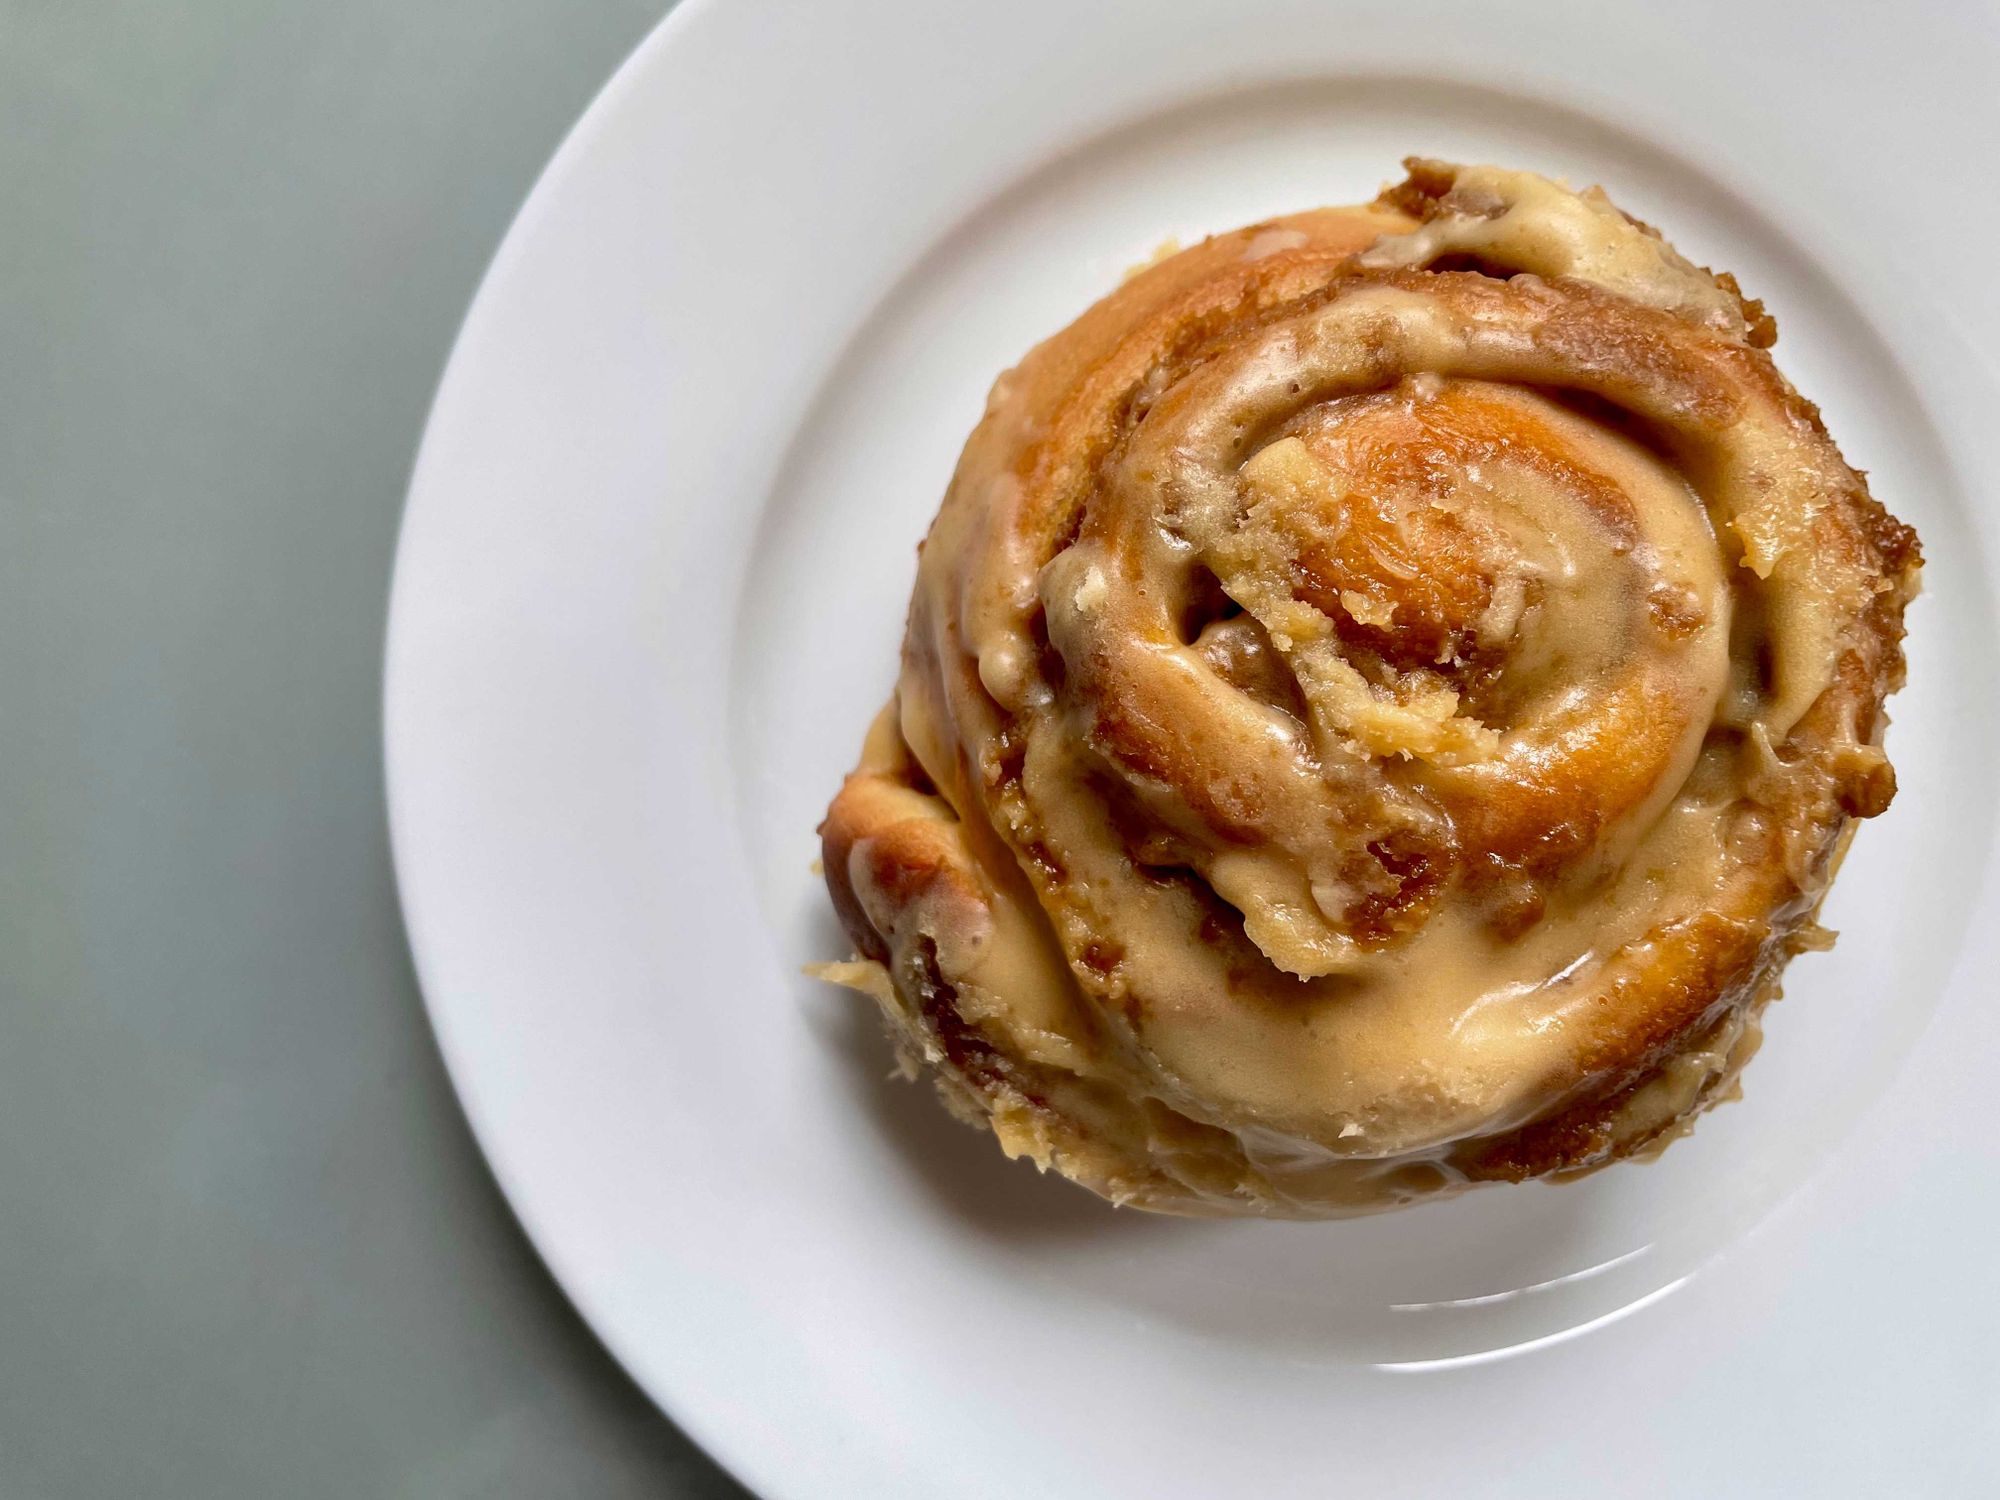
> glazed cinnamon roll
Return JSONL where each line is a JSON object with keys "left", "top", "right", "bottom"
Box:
{"left": 817, "top": 160, "right": 1920, "bottom": 1217}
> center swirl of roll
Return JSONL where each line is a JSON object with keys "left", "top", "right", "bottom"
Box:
{"left": 1041, "top": 307, "right": 1730, "bottom": 979}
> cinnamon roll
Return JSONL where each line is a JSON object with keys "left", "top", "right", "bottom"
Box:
{"left": 816, "top": 159, "right": 1920, "bottom": 1217}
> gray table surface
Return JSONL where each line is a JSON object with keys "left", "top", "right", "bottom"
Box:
{"left": 2, "top": 3, "right": 751, "bottom": 1494}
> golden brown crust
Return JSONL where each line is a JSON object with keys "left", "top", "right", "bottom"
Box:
{"left": 816, "top": 160, "right": 1920, "bottom": 1217}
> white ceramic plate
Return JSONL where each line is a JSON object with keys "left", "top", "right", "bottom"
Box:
{"left": 385, "top": 2, "right": 2000, "bottom": 1493}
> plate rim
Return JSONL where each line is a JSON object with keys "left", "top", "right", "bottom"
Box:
{"left": 380, "top": 0, "right": 774, "bottom": 1492}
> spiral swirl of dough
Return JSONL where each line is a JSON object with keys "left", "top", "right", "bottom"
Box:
{"left": 820, "top": 160, "right": 1919, "bottom": 1216}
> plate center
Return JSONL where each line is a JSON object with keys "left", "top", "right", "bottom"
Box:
{"left": 728, "top": 76, "right": 1992, "bottom": 1364}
